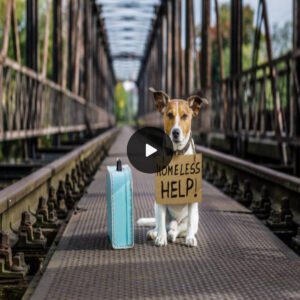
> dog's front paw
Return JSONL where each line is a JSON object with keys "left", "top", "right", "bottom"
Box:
{"left": 155, "top": 233, "right": 168, "bottom": 246}
{"left": 167, "top": 230, "right": 178, "bottom": 243}
{"left": 185, "top": 235, "right": 197, "bottom": 247}
{"left": 146, "top": 229, "right": 158, "bottom": 240}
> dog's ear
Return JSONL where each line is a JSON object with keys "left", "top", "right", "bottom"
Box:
{"left": 149, "top": 87, "right": 170, "bottom": 114}
{"left": 187, "top": 95, "right": 209, "bottom": 116}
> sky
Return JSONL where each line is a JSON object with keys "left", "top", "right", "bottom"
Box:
{"left": 243, "top": 0, "right": 292, "bottom": 27}
{"left": 194, "top": 0, "right": 292, "bottom": 27}
{"left": 120, "top": 0, "right": 293, "bottom": 82}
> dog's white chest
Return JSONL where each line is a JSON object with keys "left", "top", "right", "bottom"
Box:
{"left": 185, "top": 142, "right": 194, "bottom": 155}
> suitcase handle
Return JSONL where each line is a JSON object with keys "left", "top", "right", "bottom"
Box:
{"left": 116, "top": 158, "right": 122, "bottom": 171}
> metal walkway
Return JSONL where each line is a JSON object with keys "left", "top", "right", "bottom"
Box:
{"left": 30, "top": 127, "right": 300, "bottom": 300}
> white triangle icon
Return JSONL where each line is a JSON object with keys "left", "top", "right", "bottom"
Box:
{"left": 145, "top": 144, "right": 157, "bottom": 158}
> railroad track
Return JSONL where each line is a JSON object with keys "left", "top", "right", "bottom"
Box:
{"left": 0, "top": 128, "right": 119, "bottom": 299}
{"left": 1, "top": 127, "right": 299, "bottom": 299}
{"left": 197, "top": 144, "right": 300, "bottom": 250}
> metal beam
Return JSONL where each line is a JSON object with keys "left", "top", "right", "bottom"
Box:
{"left": 137, "top": 2, "right": 166, "bottom": 85}
{"left": 166, "top": 0, "right": 172, "bottom": 95}
{"left": 228, "top": 0, "right": 243, "bottom": 156}
{"left": 230, "top": 0, "right": 242, "bottom": 78}
{"left": 185, "top": 0, "right": 194, "bottom": 96}
{"left": 26, "top": 0, "right": 38, "bottom": 71}
{"left": 112, "top": 53, "right": 142, "bottom": 60}
{"left": 200, "top": 0, "right": 211, "bottom": 92}
{"left": 214, "top": 0, "right": 223, "bottom": 80}
{"left": 171, "top": 0, "right": 181, "bottom": 97}
{"left": 67, "top": 0, "right": 75, "bottom": 90}
{"left": 261, "top": 0, "right": 287, "bottom": 165}
{"left": 293, "top": 0, "right": 300, "bottom": 175}
{"left": 53, "top": 0, "right": 63, "bottom": 84}
{"left": 294, "top": 0, "right": 300, "bottom": 136}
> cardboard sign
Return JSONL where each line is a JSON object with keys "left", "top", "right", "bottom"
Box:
{"left": 155, "top": 154, "right": 202, "bottom": 205}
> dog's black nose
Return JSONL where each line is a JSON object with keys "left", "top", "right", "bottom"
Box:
{"left": 172, "top": 129, "right": 180, "bottom": 139}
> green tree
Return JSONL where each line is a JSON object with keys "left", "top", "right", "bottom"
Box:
{"left": 114, "top": 82, "right": 129, "bottom": 122}
{"left": 0, "top": 1, "right": 55, "bottom": 77}
{"left": 210, "top": 3, "right": 265, "bottom": 81}
{"left": 0, "top": 0, "right": 26, "bottom": 62}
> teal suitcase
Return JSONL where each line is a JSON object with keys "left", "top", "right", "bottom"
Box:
{"left": 106, "top": 160, "right": 134, "bottom": 249}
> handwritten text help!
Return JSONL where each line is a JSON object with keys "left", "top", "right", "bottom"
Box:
{"left": 155, "top": 154, "right": 202, "bottom": 205}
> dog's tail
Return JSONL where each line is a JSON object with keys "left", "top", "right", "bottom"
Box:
{"left": 136, "top": 218, "right": 156, "bottom": 227}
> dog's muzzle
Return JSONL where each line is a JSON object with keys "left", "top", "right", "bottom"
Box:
{"left": 171, "top": 128, "right": 180, "bottom": 143}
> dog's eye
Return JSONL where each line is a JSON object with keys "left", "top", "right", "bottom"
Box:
{"left": 181, "top": 114, "right": 188, "bottom": 120}
{"left": 167, "top": 112, "right": 174, "bottom": 119}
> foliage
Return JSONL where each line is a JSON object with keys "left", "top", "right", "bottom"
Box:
{"left": 210, "top": 3, "right": 291, "bottom": 82}
{"left": 114, "top": 82, "right": 129, "bottom": 122}
{"left": 38, "top": 0, "right": 54, "bottom": 77}
{"left": 0, "top": 0, "right": 26, "bottom": 63}
{"left": 272, "top": 21, "right": 292, "bottom": 57}
{"left": 211, "top": 3, "right": 256, "bottom": 80}
{"left": 0, "top": 0, "right": 55, "bottom": 77}
{"left": 243, "top": 5, "right": 255, "bottom": 45}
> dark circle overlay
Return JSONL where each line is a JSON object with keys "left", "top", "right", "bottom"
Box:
{"left": 127, "top": 127, "right": 174, "bottom": 174}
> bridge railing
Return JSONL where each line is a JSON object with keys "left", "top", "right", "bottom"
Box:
{"left": 0, "top": 58, "right": 114, "bottom": 142}
{"left": 211, "top": 52, "right": 299, "bottom": 140}
{"left": 0, "top": 0, "right": 115, "bottom": 142}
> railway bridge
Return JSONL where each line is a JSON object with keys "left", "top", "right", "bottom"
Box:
{"left": 0, "top": 0, "right": 300, "bottom": 299}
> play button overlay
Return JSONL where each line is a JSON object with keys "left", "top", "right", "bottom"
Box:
{"left": 127, "top": 127, "right": 174, "bottom": 174}
{"left": 145, "top": 144, "right": 157, "bottom": 157}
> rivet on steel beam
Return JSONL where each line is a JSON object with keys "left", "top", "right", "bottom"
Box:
{"left": 0, "top": 232, "right": 28, "bottom": 279}
{"left": 11, "top": 252, "right": 28, "bottom": 273}
{"left": 75, "top": 165, "right": 85, "bottom": 193}
{"left": 266, "top": 197, "right": 297, "bottom": 242}
{"left": 48, "top": 186, "right": 58, "bottom": 210}
{"left": 56, "top": 181, "right": 68, "bottom": 218}
{"left": 292, "top": 227, "right": 300, "bottom": 253}
{"left": 250, "top": 185, "right": 271, "bottom": 219}
{"left": 204, "top": 162, "right": 210, "bottom": 180}
{"left": 224, "top": 174, "right": 241, "bottom": 198}
{"left": 48, "top": 202, "right": 58, "bottom": 224}
{"left": 7, "top": 199, "right": 12, "bottom": 209}
{"left": 14, "top": 212, "right": 47, "bottom": 250}
{"left": 215, "top": 169, "right": 227, "bottom": 189}
{"left": 207, "top": 164, "right": 218, "bottom": 183}
{"left": 65, "top": 174, "right": 74, "bottom": 193}
{"left": 65, "top": 186, "right": 75, "bottom": 210}
{"left": 238, "top": 180, "right": 253, "bottom": 207}
{"left": 33, "top": 197, "right": 59, "bottom": 229}
{"left": 57, "top": 180, "right": 66, "bottom": 202}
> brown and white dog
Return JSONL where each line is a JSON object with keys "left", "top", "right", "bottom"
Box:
{"left": 137, "top": 87, "right": 208, "bottom": 247}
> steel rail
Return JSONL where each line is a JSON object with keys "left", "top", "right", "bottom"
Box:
{"left": 196, "top": 144, "right": 300, "bottom": 220}
{"left": 196, "top": 145, "right": 300, "bottom": 192}
{"left": 0, "top": 127, "right": 119, "bottom": 232}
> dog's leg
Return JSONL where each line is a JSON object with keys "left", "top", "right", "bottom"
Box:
{"left": 147, "top": 228, "right": 158, "bottom": 240}
{"left": 155, "top": 204, "right": 168, "bottom": 246}
{"left": 147, "top": 204, "right": 159, "bottom": 240}
{"left": 167, "top": 220, "right": 188, "bottom": 242}
{"left": 177, "top": 221, "right": 188, "bottom": 237}
{"left": 185, "top": 203, "right": 199, "bottom": 247}
{"left": 167, "top": 220, "right": 178, "bottom": 243}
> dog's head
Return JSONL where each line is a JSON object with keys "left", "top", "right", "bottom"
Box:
{"left": 149, "top": 87, "right": 208, "bottom": 149}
